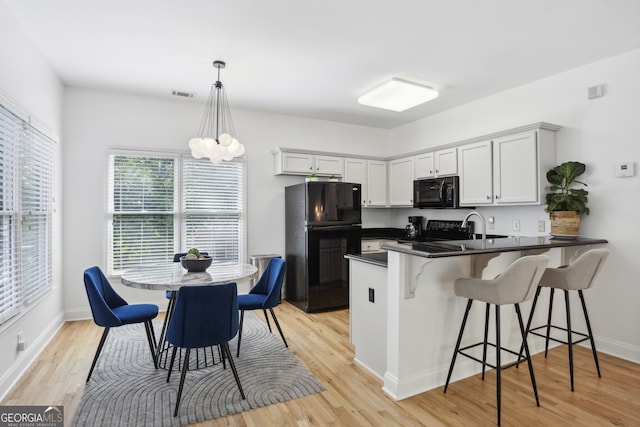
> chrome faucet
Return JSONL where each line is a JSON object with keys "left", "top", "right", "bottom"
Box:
{"left": 461, "top": 211, "right": 486, "bottom": 244}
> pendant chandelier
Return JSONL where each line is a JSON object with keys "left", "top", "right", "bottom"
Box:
{"left": 188, "top": 60, "right": 245, "bottom": 163}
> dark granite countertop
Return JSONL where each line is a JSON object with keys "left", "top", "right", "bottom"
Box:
{"left": 381, "top": 236, "right": 608, "bottom": 258}
{"left": 345, "top": 252, "right": 388, "bottom": 267}
{"left": 361, "top": 228, "right": 405, "bottom": 240}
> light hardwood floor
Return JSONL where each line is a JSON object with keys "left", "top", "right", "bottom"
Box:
{"left": 3, "top": 301, "right": 640, "bottom": 426}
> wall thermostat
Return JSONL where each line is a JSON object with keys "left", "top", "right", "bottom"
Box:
{"left": 615, "top": 162, "right": 635, "bottom": 178}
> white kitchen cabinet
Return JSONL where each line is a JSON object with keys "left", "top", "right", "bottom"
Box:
{"left": 414, "top": 148, "right": 457, "bottom": 178}
{"left": 367, "top": 160, "right": 388, "bottom": 207}
{"left": 345, "top": 157, "right": 387, "bottom": 207}
{"left": 458, "top": 140, "right": 493, "bottom": 206}
{"left": 361, "top": 239, "right": 393, "bottom": 253}
{"left": 313, "top": 155, "right": 344, "bottom": 176}
{"left": 344, "top": 157, "right": 368, "bottom": 207}
{"left": 434, "top": 147, "right": 458, "bottom": 176}
{"left": 458, "top": 126, "right": 557, "bottom": 206}
{"left": 493, "top": 130, "right": 539, "bottom": 204}
{"left": 414, "top": 152, "right": 435, "bottom": 178}
{"left": 389, "top": 156, "right": 414, "bottom": 206}
{"left": 273, "top": 149, "right": 343, "bottom": 176}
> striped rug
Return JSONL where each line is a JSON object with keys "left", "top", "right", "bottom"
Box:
{"left": 72, "top": 311, "right": 324, "bottom": 426}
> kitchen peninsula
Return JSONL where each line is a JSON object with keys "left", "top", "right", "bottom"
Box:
{"left": 346, "top": 236, "right": 607, "bottom": 401}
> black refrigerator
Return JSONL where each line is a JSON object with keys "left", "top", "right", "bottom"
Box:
{"left": 285, "top": 181, "right": 362, "bottom": 312}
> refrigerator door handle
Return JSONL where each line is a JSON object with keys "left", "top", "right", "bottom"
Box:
{"left": 306, "top": 224, "right": 361, "bottom": 231}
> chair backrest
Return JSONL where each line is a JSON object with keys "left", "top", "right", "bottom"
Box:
{"left": 491, "top": 255, "right": 549, "bottom": 304}
{"left": 173, "top": 252, "right": 209, "bottom": 262}
{"left": 544, "top": 248, "right": 609, "bottom": 290}
{"left": 83, "top": 266, "right": 128, "bottom": 327}
{"left": 166, "top": 283, "right": 239, "bottom": 349}
{"left": 249, "top": 258, "right": 286, "bottom": 309}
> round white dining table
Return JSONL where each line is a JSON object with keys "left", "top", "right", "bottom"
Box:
{"left": 121, "top": 261, "right": 258, "bottom": 291}
{"left": 121, "top": 261, "right": 258, "bottom": 370}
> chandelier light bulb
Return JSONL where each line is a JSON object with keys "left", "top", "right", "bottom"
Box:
{"left": 219, "top": 133, "right": 233, "bottom": 146}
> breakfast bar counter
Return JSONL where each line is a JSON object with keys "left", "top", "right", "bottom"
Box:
{"left": 347, "top": 236, "right": 607, "bottom": 401}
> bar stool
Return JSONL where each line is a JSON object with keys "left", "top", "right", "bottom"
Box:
{"left": 444, "top": 254, "right": 549, "bottom": 426}
{"left": 520, "top": 248, "right": 609, "bottom": 391}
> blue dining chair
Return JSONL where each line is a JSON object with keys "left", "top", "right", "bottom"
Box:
{"left": 236, "top": 257, "right": 288, "bottom": 357}
{"left": 83, "top": 266, "right": 159, "bottom": 382}
{"left": 165, "top": 283, "right": 246, "bottom": 416}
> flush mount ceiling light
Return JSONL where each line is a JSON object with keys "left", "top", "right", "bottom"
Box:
{"left": 357, "top": 77, "right": 439, "bottom": 112}
{"left": 188, "top": 60, "right": 245, "bottom": 163}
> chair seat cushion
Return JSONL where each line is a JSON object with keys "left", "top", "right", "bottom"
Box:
{"left": 112, "top": 303, "right": 159, "bottom": 325}
{"left": 238, "top": 294, "right": 266, "bottom": 310}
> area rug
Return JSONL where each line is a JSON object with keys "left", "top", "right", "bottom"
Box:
{"left": 71, "top": 312, "right": 325, "bottom": 426}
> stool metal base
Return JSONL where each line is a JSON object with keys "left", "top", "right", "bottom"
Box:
{"left": 444, "top": 299, "right": 539, "bottom": 426}
{"left": 520, "top": 287, "right": 601, "bottom": 391}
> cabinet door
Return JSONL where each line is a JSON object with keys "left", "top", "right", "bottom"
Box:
{"left": 435, "top": 148, "right": 457, "bottom": 176}
{"left": 493, "top": 130, "right": 538, "bottom": 204}
{"left": 458, "top": 140, "right": 493, "bottom": 206}
{"left": 389, "top": 157, "right": 415, "bottom": 206}
{"left": 281, "top": 152, "right": 314, "bottom": 174}
{"left": 367, "top": 160, "right": 387, "bottom": 207}
{"left": 344, "top": 158, "right": 368, "bottom": 207}
{"left": 314, "top": 155, "right": 344, "bottom": 176}
{"left": 414, "top": 152, "right": 435, "bottom": 179}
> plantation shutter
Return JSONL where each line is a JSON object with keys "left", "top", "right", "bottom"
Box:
{"left": 108, "top": 155, "right": 177, "bottom": 275}
{"left": 0, "top": 105, "right": 21, "bottom": 322}
{"left": 182, "top": 157, "right": 244, "bottom": 263}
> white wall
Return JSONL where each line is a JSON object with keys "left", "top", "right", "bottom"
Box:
{"left": 62, "top": 88, "right": 390, "bottom": 319}
{"left": 0, "top": 2, "right": 64, "bottom": 399}
{"left": 389, "top": 49, "right": 640, "bottom": 362}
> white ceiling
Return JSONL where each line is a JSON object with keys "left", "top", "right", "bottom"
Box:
{"left": 5, "top": 0, "right": 640, "bottom": 129}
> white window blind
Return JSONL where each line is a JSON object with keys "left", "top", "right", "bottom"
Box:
{"left": 0, "top": 103, "right": 54, "bottom": 325}
{"left": 108, "top": 153, "right": 244, "bottom": 275}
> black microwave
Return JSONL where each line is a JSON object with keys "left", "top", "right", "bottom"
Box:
{"left": 413, "top": 176, "right": 460, "bottom": 208}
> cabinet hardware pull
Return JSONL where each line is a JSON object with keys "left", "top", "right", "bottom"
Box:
{"left": 486, "top": 195, "right": 491, "bottom": 200}
{"left": 495, "top": 195, "right": 500, "bottom": 199}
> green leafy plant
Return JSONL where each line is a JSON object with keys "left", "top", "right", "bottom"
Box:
{"left": 307, "top": 173, "right": 317, "bottom": 178}
{"left": 545, "top": 161, "right": 589, "bottom": 215}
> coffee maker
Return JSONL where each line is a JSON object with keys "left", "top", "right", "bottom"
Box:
{"left": 405, "top": 215, "right": 425, "bottom": 239}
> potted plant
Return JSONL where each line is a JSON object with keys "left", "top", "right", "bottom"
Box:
{"left": 328, "top": 175, "right": 339, "bottom": 182}
{"left": 545, "top": 161, "right": 589, "bottom": 237}
{"left": 305, "top": 173, "right": 319, "bottom": 182}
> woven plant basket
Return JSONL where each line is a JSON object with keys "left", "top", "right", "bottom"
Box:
{"left": 549, "top": 211, "right": 581, "bottom": 236}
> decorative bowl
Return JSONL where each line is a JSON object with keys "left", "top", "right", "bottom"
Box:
{"left": 180, "top": 256, "right": 212, "bottom": 272}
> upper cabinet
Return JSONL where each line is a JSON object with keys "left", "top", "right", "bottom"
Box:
{"left": 458, "top": 124, "right": 558, "bottom": 206}
{"left": 274, "top": 149, "right": 343, "bottom": 176}
{"left": 366, "top": 160, "right": 388, "bottom": 207}
{"left": 389, "top": 157, "right": 414, "bottom": 206}
{"left": 458, "top": 140, "right": 493, "bottom": 205}
{"left": 344, "top": 157, "right": 388, "bottom": 208}
{"left": 414, "top": 148, "right": 457, "bottom": 178}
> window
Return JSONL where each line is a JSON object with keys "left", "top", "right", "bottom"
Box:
{"left": 107, "top": 152, "right": 244, "bottom": 275}
{"left": 0, "top": 103, "right": 54, "bottom": 325}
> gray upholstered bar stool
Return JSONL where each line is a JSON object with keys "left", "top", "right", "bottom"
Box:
{"left": 520, "top": 248, "right": 609, "bottom": 391}
{"left": 444, "top": 254, "right": 549, "bottom": 426}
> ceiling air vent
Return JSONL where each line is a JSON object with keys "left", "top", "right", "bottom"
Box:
{"left": 171, "top": 89, "right": 196, "bottom": 99}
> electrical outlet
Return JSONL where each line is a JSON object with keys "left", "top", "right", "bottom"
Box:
{"left": 368, "top": 288, "right": 375, "bottom": 303}
{"left": 487, "top": 216, "right": 495, "bottom": 230}
{"left": 538, "top": 220, "right": 545, "bottom": 232}
{"left": 17, "top": 332, "right": 25, "bottom": 352}
{"left": 512, "top": 219, "right": 520, "bottom": 231}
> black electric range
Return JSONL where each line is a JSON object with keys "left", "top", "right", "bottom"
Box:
{"left": 401, "top": 219, "right": 475, "bottom": 242}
